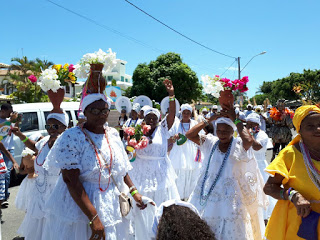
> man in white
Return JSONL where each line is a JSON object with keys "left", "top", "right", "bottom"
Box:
{"left": 244, "top": 104, "right": 254, "bottom": 117}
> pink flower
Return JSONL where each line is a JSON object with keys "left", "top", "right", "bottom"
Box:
{"left": 135, "top": 137, "right": 149, "bottom": 150}
{"left": 241, "top": 76, "right": 249, "bottom": 84}
{"left": 142, "top": 125, "right": 151, "bottom": 135}
{"left": 240, "top": 86, "right": 248, "bottom": 92}
{"left": 124, "top": 127, "right": 135, "bottom": 136}
{"left": 128, "top": 139, "right": 138, "bottom": 148}
{"left": 28, "top": 75, "right": 37, "bottom": 83}
{"left": 68, "top": 64, "right": 75, "bottom": 72}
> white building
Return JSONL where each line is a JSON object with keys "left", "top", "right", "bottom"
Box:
{"left": 64, "top": 81, "right": 85, "bottom": 99}
{"left": 105, "top": 59, "right": 132, "bottom": 91}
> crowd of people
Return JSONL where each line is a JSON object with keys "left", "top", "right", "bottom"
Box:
{"left": 1, "top": 79, "right": 320, "bottom": 240}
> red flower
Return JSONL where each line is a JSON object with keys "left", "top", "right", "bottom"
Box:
{"left": 68, "top": 64, "right": 75, "bottom": 72}
{"left": 142, "top": 125, "right": 151, "bottom": 135}
{"left": 28, "top": 75, "right": 37, "bottom": 83}
{"left": 241, "top": 76, "right": 249, "bottom": 84}
{"left": 124, "top": 127, "right": 135, "bottom": 136}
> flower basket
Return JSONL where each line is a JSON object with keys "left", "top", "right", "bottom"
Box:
{"left": 219, "top": 90, "right": 234, "bottom": 109}
{"left": 48, "top": 88, "right": 65, "bottom": 113}
{"left": 86, "top": 63, "right": 107, "bottom": 94}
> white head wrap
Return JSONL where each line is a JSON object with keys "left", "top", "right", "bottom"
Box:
{"left": 215, "top": 117, "right": 237, "bottom": 131}
{"left": 246, "top": 112, "right": 261, "bottom": 126}
{"left": 151, "top": 200, "right": 200, "bottom": 238}
{"left": 212, "top": 105, "right": 218, "bottom": 109}
{"left": 247, "top": 104, "right": 253, "bottom": 108}
{"left": 132, "top": 103, "right": 141, "bottom": 113}
{"left": 141, "top": 105, "right": 151, "bottom": 112}
{"left": 47, "top": 112, "right": 69, "bottom": 127}
{"left": 80, "top": 93, "right": 112, "bottom": 111}
{"left": 202, "top": 108, "right": 208, "bottom": 113}
{"left": 28, "top": 132, "right": 43, "bottom": 142}
{"left": 235, "top": 107, "right": 240, "bottom": 115}
{"left": 144, "top": 108, "right": 160, "bottom": 119}
{"left": 267, "top": 105, "right": 272, "bottom": 109}
{"left": 180, "top": 104, "right": 192, "bottom": 113}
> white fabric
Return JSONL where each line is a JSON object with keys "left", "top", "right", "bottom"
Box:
{"left": 212, "top": 105, "right": 218, "bottom": 109}
{"left": 80, "top": 93, "right": 112, "bottom": 111}
{"left": 28, "top": 132, "right": 43, "bottom": 142}
{"left": 129, "top": 117, "right": 180, "bottom": 206}
{"left": 169, "top": 119, "right": 203, "bottom": 199}
{"left": 21, "top": 148, "right": 35, "bottom": 157}
{"left": 123, "top": 118, "right": 143, "bottom": 128}
{"left": 151, "top": 199, "right": 199, "bottom": 238}
{"left": 189, "top": 134, "right": 267, "bottom": 240}
{"left": 78, "top": 111, "right": 86, "bottom": 119}
{"left": 141, "top": 105, "right": 151, "bottom": 112}
{"left": 132, "top": 103, "right": 141, "bottom": 113}
{"left": 246, "top": 112, "right": 261, "bottom": 126}
{"left": 144, "top": 108, "right": 160, "bottom": 120}
{"left": 18, "top": 136, "right": 60, "bottom": 240}
{"left": 201, "top": 108, "right": 208, "bottom": 113}
{"left": 43, "top": 126, "right": 132, "bottom": 240}
{"left": 215, "top": 117, "right": 237, "bottom": 131}
{"left": 47, "top": 112, "right": 69, "bottom": 127}
{"left": 260, "top": 115, "right": 266, "bottom": 132}
{"left": 180, "top": 104, "right": 192, "bottom": 113}
{"left": 15, "top": 176, "right": 36, "bottom": 211}
{"left": 253, "top": 130, "right": 277, "bottom": 219}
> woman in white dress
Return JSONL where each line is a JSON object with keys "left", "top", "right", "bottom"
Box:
{"left": 12, "top": 112, "right": 69, "bottom": 240}
{"left": 186, "top": 106, "right": 267, "bottom": 240}
{"left": 129, "top": 79, "right": 180, "bottom": 206}
{"left": 246, "top": 113, "right": 276, "bottom": 224}
{"left": 169, "top": 103, "right": 202, "bottom": 200}
{"left": 43, "top": 94, "right": 146, "bottom": 240}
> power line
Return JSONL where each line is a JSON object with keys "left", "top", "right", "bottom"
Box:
{"left": 220, "top": 59, "right": 237, "bottom": 77}
{"left": 124, "top": 0, "right": 236, "bottom": 59}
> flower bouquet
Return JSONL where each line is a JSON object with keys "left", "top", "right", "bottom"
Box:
{"left": 124, "top": 124, "right": 151, "bottom": 150}
{"left": 74, "top": 49, "right": 117, "bottom": 94}
{"left": 38, "top": 64, "right": 77, "bottom": 113}
{"left": 270, "top": 107, "right": 294, "bottom": 121}
{"left": 202, "top": 75, "right": 249, "bottom": 108}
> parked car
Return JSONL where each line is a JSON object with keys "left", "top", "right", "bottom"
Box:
{"left": 12, "top": 102, "right": 80, "bottom": 164}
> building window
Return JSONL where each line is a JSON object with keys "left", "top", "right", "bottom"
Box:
{"left": 121, "top": 63, "right": 125, "bottom": 65}
{"left": 107, "top": 76, "right": 113, "bottom": 81}
{"left": 125, "top": 78, "right": 128, "bottom": 82}
{"left": 121, "top": 76, "right": 124, "bottom": 82}
{"left": 66, "top": 84, "right": 70, "bottom": 94}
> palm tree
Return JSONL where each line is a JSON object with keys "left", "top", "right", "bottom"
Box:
{"left": 32, "top": 58, "right": 54, "bottom": 75}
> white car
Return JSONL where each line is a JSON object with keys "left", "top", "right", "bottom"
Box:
{"left": 12, "top": 102, "right": 80, "bottom": 164}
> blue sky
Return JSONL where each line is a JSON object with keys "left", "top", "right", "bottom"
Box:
{"left": 1, "top": 0, "right": 319, "bottom": 97}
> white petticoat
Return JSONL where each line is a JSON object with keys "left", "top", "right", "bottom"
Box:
{"left": 15, "top": 176, "right": 36, "bottom": 211}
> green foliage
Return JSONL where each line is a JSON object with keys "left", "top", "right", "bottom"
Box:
{"left": 250, "top": 94, "right": 269, "bottom": 105}
{"left": 256, "top": 69, "right": 320, "bottom": 104}
{"left": 127, "top": 52, "right": 203, "bottom": 103}
{"left": 111, "top": 79, "right": 117, "bottom": 86}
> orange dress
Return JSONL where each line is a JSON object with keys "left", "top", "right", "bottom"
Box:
{"left": 264, "top": 145, "right": 320, "bottom": 240}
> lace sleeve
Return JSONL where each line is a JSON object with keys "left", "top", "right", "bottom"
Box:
{"left": 46, "top": 128, "right": 84, "bottom": 170}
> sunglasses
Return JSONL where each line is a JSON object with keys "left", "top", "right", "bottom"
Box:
{"left": 88, "top": 108, "right": 110, "bottom": 116}
{"left": 45, "top": 124, "right": 61, "bottom": 130}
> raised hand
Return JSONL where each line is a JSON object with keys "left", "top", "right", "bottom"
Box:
{"left": 163, "top": 79, "right": 174, "bottom": 96}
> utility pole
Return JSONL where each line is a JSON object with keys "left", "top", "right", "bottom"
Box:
{"left": 237, "top": 57, "right": 241, "bottom": 80}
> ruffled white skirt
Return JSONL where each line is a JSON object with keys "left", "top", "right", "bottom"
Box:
{"left": 129, "top": 155, "right": 180, "bottom": 206}
{"left": 15, "top": 176, "right": 36, "bottom": 211}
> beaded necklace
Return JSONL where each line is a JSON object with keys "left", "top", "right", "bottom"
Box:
{"left": 300, "top": 141, "right": 320, "bottom": 191}
{"left": 35, "top": 141, "right": 49, "bottom": 166}
{"left": 200, "top": 138, "right": 233, "bottom": 206}
{"left": 128, "top": 118, "right": 138, "bottom": 127}
{"left": 35, "top": 140, "right": 50, "bottom": 193}
{"left": 180, "top": 121, "right": 190, "bottom": 134}
{"left": 81, "top": 127, "right": 113, "bottom": 192}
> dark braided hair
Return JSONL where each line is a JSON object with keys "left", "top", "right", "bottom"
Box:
{"left": 156, "top": 205, "right": 216, "bottom": 240}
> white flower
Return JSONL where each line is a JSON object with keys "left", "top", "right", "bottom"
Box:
{"left": 202, "top": 75, "right": 223, "bottom": 98}
{"left": 38, "top": 68, "right": 62, "bottom": 92}
{"left": 21, "top": 148, "right": 35, "bottom": 157}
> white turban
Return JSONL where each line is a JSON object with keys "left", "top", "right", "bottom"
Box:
{"left": 144, "top": 108, "right": 160, "bottom": 119}
{"left": 151, "top": 200, "right": 200, "bottom": 238}
{"left": 215, "top": 117, "right": 237, "bottom": 131}
{"left": 132, "top": 103, "right": 141, "bottom": 113}
{"left": 235, "top": 107, "right": 240, "bottom": 115}
{"left": 202, "top": 108, "right": 208, "bottom": 113}
{"left": 28, "top": 132, "right": 43, "bottom": 142}
{"left": 246, "top": 113, "right": 261, "bottom": 126}
{"left": 180, "top": 104, "right": 192, "bottom": 113}
{"left": 141, "top": 105, "right": 151, "bottom": 112}
{"left": 212, "top": 105, "right": 218, "bottom": 109}
{"left": 80, "top": 93, "right": 112, "bottom": 111}
{"left": 47, "top": 112, "right": 69, "bottom": 127}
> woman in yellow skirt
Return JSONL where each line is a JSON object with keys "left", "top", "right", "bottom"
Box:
{"left": 264, "top": 105, "right": 320, "bottom": 240}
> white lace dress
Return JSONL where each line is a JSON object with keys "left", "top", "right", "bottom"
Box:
{"left": 17, "top": 136, "right": 59, "bottom": 240}
{"left": 253, "top": 130, "right": 277, "bottom": 220}
{"left": 189, "top": 134, "right": 267, "bottom": 240}
{"left": 129, "top": 118, "right": 180, "bottom": 206}
{"left": 15, "top": 176, "right": 36, "bottom": 211}
{"left": 43, "top": 126, "right": 132, "bottom": 240}
{"left": 169, "top": 119, "right": 202, "bottom": 199}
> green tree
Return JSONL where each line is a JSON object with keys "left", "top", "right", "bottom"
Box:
{"left": 128, "top": 53, "right": 203, "bottom": 103}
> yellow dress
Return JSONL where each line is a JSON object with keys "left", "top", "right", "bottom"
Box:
{"left": 265, "top": 145, "right": 320, "bottom": 240}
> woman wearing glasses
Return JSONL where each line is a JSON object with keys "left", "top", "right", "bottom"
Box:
{"left": 42, "top": 93, "right": 146, "bottom": 240}
{"left": 12, "top": 112, "right": 69, "bottom": 240}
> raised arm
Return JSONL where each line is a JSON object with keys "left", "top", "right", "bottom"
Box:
{"left": 11, "top": 127, "right": 38, "bottom": 153}
{"left": 163, "top": 79, "right": 176, "bottom": 130}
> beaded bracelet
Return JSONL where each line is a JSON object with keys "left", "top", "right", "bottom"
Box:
{"left": 129, "top": 186, "right": 136, "bottom": 192}
{"left": 131, "top": 190, "right": 138, "bottom": 197}
{"left": 288, "top": 190, "right": 299, "bottom": 202}
{"left": 169, "top": 97, "right": 175, "bottom": 102}
{"left": 22, "top": 137, "right": 29, "bottom": 143}
{"left": 234, "top": 119, "right": 242, "bottom": 125}
{"left": 287, "top": 187, "right": 293, "bottom": 197}
{"left": 89, "top": 213, "right": 98, "bottom": 226}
